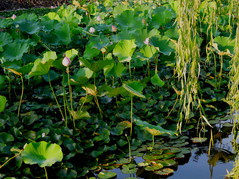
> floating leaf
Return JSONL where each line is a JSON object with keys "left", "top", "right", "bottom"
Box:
{"left": 191, "top": 137, "right": 207, "bottom": 143}
{"left": 143, "top": 154, "right": 163, "bottom": 160}
{"left": 151, "top": 73, "right": 165, "bottom": 87}
{"left": 122, "top": 164, "right": 137, "bottom": 174}
{"left": 145, "top": 163, "right": 164, "bottom": 171}
{"left": 21, "top": 141, "right": 63, "bottom": 167}
{"left": 0, "top": 95, "right": 7, "bottom": 113}
{"left": 154, "top": 168, "right": 174, "bottom": 175}
{"left": 98, "top": 171, "right": 117, "bottom": 179}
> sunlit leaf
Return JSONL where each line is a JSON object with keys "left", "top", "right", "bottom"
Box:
{"left": 122, "top": 81, "right": 145, "bottom": 98}
{"left": 134, "top": 119, "right": 176, "bottom": 136}
{"left": 191, "top": 137, "right": 207, "bottom": 143}
{"left": 151, "top": 73, "right": 165, "bottom": 87}
{"left": 82, "top": 84, "right": 97, "bottom": 96}
{"left": 154, "top": 168, "right": 174, "bottom": 175}
{"left": 0, "top": 95, "right": 7, "bottom": 113}
{"left": 113, "top": 40, "right": 136, "bottom": 62}
{"left": 98, "top": 171, "right": 117, "bottom": 179}
{"left": 21, "top": 141, "right": 63, "bottom": 167}
{"left": 145, "top": 163, "right": 164, "bottom": 171}
{"left": 70, "top": 110, "right": 91, "bottom": 120}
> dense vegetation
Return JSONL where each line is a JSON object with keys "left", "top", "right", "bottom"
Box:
{"left": 0, "top": 0, "right": 239, "bottom": 178}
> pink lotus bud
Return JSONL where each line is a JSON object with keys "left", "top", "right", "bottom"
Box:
{"left": 62, "top": 57, "right": 71, "bottom": 67}
{"left": 142, "top": 18, "right": 146, "bottom": 24}
{"left": 96, "top": 16, "right": 101, "bottom": 21}
{"left": 11, "top": 14, "right": 16, "bottom": 20}
{"left": 144, "top": 38, "right": 150, "bottom": 45}
{"left": 111, "top": 25, "right": 117, "bottom": 32}
{"left": 89, "top": 27, "right": 96, "bottom": 33}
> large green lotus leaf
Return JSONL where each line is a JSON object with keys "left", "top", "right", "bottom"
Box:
{"left": 0, "top": 32, "right": 12, "bottom": 47}
{"left": 53, "top": 23, "right": 71, "bottom": 45}
{"left": 213, "top": 36, "right": 235, "bottom": 54}
{"left": 91, "top": 60, "right": 114, "bottom": 72}
{"left": 134, "top": 119, "right": 176, "bottom": 136}
{"left": 151, "top": 73, "right": 165, "bottom": 87}
{"left": 151, "top": 7, "right": 175, "bottom": 28}
{"left": 45, "top": 12, "right": 61, "bottom": 21}
{"left": 115, "top": 10, "right": 143, "bottom": 29}
{"left": 83, "top": 41, "right": 101, "bottom": 59}
{"left": 29, "top": 51, "right": 57, "bottom": 77}
{"left": 21, "top": 141, "right": 63, "bottom": 167}
{"left": 151, "top": 36, "right": 175, "bottom": 56}
{"left": 123, "top": 81, "right": 145, "bottom": 98}
{"left": 0, "top": 132, "right": 14, "bottom": 143}
{"left": 0, "top": 18, "right": 12, "bottom": 28}
{"left": 114, "top": 62, "right": 126, "bottom": 77}
{"left": 140, "top": 45, "right": 157, "bottom": 58}
{"left": 72, "top": 67, "right": 93, "bottom": 85}
{"left": 0, "top": 95, "right": 6, "bottom": 113}
{"left": 15, "top": 13, "right": 38, "bottom": 22}
{"left": 113, "top": 40, "right": 136, "bottom": 62}
{"left": 98, "top": 171, "right": 117, "bottom": 179}
{"left": 3, "top": 41, "right": 29, "bottom": 61}
{"left": 113, "top": 4, "right": 129, "bottom": 17}
{"left": 17, "top": 20, "right": 41, "bottom": 34}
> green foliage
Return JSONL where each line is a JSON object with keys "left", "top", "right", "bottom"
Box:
{"left": 21, "top": 141, "right": 63, "bottom": 167}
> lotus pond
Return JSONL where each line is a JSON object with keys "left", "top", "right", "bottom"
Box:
{"left": 0, "top": 0, "right": 239, "bottom": 178}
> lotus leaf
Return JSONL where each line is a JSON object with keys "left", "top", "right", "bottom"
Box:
{"left": 155, "top": 159, "right": 176, "bottom": 167}
{"left": 0, "top": 95, "right": 7, "bottom": 113}
{"left": 122, "top": 164, "right": 137, "bottom": 174}
{"left": 17, "top": 20, "right": 41, "bottom": 34}
{"left": 154, "top": 168, "right": 174, "bottom": 175}
{"left": 113, "top": 40, "right": 136, "bottom": 62}
{"left": 29, "top": 51, "right": 57, "bottom": 77}
{"left": 123, "top": 82, "right": 145, "bottom": 98}
{"left": 21, "top": 141, "right": 63, "bottom": 167}
{"left": 151, "top": 7, "right": 175, "bottom": 28}
{"left": 3, "top": 41, "right": 29, "bottom": 61}
{"left": 191, "top": 137, "right": 207, "bottom": 143}
{"left": 145, "top": 163, "right": 164, "bottom": 171}
{"left": 151, "top": 73, "right": 165, "bottom": 87}
{"left": 143, "top": 154, "right": 163, "bottom": 160}
{"left": 0, "top": 132, "right": 14, "bottom": 143}
{"left": 151, "top": 36, "right": 175, "bottom": 56}
{"left": 134, "top": 119, "right": 176, "bottom": 136}
{"left": 213, "top": 36, "right": 235, "bottom": 54}
{"left": 98, "top": 171, "right": 117, "bottom": 179}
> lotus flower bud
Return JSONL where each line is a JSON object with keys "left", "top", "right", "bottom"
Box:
{"left": 96, "top": 16, "right": 101, "bottom": 22}
{"left": 111, "top": 25, "right": 117, "bottom": 32}
{"left": 144, "top": 38, "right": 150, "bottom": 45}
{"left": 89, "top": 27, "right": 96, "bottom": 33}
{"left": 11, "top": 14, "right": 16, "bottom": 20}
{"left": 62, "top": 57, "right": 71, "bottom": 67}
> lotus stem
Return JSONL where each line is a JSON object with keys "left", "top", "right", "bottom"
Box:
{"left": 48, "top": 74, "right": 65, "bottom": 125}
{"left": 44, "top": 167, "right": 48, "bottom": 179}
{"left": 17, "top": 76, "right": 24, "bottom": 117}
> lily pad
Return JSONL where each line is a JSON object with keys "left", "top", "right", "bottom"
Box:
{"left": 191, "top": 137, "right": 207, "bottom": 143}
{"left": 145, "top": 163, "right": 163, "bottom": 171}
{"left": 98, "top": 171, "right": 117, "bottom": 179}
{"left": 21, "top": 141, "right": 63, "bottom": 167}
{"left": 122, "top": 164, "right": 137, "bottom": 174}
{"left": 154, "top": 168, "right": 174, "bottom": 175}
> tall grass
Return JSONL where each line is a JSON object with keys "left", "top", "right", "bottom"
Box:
{"left": 175, "top": 0, "right": 203, "bottom": 131}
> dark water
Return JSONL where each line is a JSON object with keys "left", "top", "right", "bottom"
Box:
{"left": 114, "top": 131, "right": 235, "bottom": 179}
